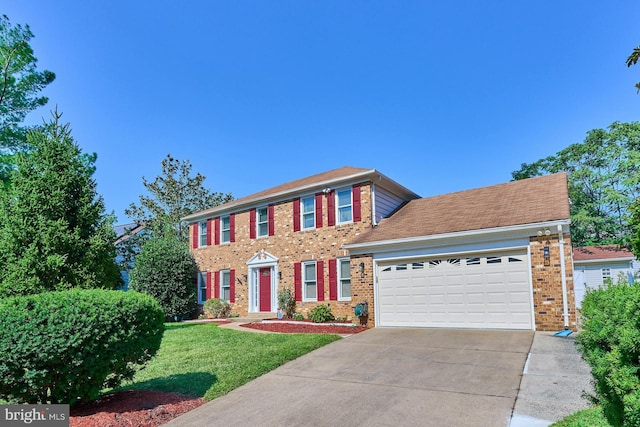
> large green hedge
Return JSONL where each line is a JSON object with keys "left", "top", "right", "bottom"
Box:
{"left": 0, "top": 289, "right": 164, "bottom": 406}
{"left": 576, "top": 280, "right": 640, "bottom": 427}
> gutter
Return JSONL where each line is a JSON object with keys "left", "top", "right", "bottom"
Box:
{"left": 344, "top": 219, "right": 571, "bottom": 254}
{"left": 557, "top": 224, "right": 570, "bottom": 329}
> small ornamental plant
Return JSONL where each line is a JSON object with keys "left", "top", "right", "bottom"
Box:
{"left": 203, "top": 298, "right": 231, "bottom": 318}
{"left": 277, "top": 288, "right": 296, "bottom": 318}
{"left": 309, "top": 304, "right": 335, "bottom": 323}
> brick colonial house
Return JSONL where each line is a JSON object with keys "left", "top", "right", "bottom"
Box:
{"left": 184, "top": 167, "right": 576, "bottom": 331}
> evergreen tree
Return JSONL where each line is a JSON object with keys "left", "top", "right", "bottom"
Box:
{"left": 0, "top": 110, "right": 121, "bottom": 297}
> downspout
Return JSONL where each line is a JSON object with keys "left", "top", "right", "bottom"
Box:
{"left": 557, "top": 224, "right": 570, "bottom": 329}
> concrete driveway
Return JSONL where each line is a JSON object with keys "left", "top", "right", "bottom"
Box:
{"left": 166, "top": 328, "right": 534, "bottom": 427}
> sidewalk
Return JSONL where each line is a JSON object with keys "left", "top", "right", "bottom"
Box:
{"left": 510, "top": 332, "right": 593, "bottom": 426}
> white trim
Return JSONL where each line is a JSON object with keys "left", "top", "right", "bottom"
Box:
{"left": 344, "top": 220, "right": 571, "bottom": 254}
{"left": 337, "top": 258, "right": 352, "bottom": 301}
{"left": 247, "top": 251, "right": 279, "bottom": 313}
{"left": 198, "top": 220, "right": 207, "bottom": 248}
{"left": 182, "top": 169, "right": 419, "bottom": 222}
{"left": 574, "top": 257, "right": 635, "bottom": 265}
{"left": 197, "top": 271, "right": 207, "bottom": 304}
{"left": 256, "top": 206, "right": 269, "bottom": 238}
{"left": 220, "top": 215, "right": 231, "bottom": 243}
{"left": 335, "top": 186, "right": 354, "bottom": 225}
{"left": 371, "top": 183, "right": 377, "bottom": 226}
{"left": 220, "top": 269, "right": 231, "bottom": 302}
{"left": 558, "top": 226, "right": 569, "bottom": 329}
{"left": 302, "top": 260, "right": 318, "bottom": 302}
{"left": 526, "top": 244, "right": 536, "bottom": 330}
{"left": 300, "top": 195, "right": 316, "bottom": 230}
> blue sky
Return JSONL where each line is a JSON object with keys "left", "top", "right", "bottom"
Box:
{"left": 4, "top": 1, "right": 640, "bottom": 223}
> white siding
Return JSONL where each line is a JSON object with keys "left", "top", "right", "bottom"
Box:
{"left": 373, "top": 185, "right": 407, "bottom": 224}
{"left": 574, "top": 261, "right": 637, "bottom": 309}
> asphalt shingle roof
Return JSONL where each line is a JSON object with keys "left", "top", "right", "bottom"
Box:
{"left": 351, "top": 172, "right": 570, "bottom": 244}
{"left": 573, "top": 245, "right": 635, "bottom": 261}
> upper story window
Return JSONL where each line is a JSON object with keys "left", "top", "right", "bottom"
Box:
{"left": 303, "top": 261, "right": 317, "bottom": 301}
{"left": 221, "top": 270, "right": 231, "bottom": 302}
{"left": 301, "top": 197, "right": 315, "bottom": 229}
{"left": 257, "top": 207, "right": 268, "bottom": 237}
{"left": 221, "top": 216, "right": 230, "bottom": 243}
{"left": 338, "top": 258, "right": 351, "bottom": 301}
{"left": 336, "top": 188, "right": 352, "bottom": 223}
{"left": 199, "top": 220, "right": 207, "bottom": 247}
{"left": 602, "top": 268, "right": 611, "bottom": 282}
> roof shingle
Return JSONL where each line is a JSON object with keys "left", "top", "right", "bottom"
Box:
{"left": 351, "top": 173, "right": 570, "bottom": 244}
{"left": 573, "top": 245, "right": 634, "bottom": 261}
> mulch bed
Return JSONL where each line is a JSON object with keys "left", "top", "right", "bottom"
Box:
{"left": 240, "top": 320, "right": 367, "bottom": 334}
{"left": 70, "top": 390, "right": 204, "bottom": 427}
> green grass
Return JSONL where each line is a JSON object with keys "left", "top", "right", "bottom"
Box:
{"left": 550, "top": 407, "right": 610, "bottom": 427}
{"left": 118, "top": 323, "right": 341, "bottom": 400}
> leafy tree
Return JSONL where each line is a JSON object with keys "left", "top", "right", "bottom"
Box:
{"left": 626, "top": 45, "right": 640, "bottom": 93}
{"left": 512, "top": 122, "right": 640, "bottom": 247}
{"left": 0, "top": 110, "right": 121, "bottom": 298}
{"left": 128, "top": 231, "right": 198, "bottom": 321}
{"left": 0, "top": 15, "right": 55, "bottom": 181}
{"left": 125, "top": 154, "right": 233, "bottom": 243}
{"left": 631, "top": 199, "right": 640, "bottom": 259}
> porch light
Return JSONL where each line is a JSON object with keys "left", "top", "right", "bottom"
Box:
{"left": 359, "top": 262, "right": 365, "bottom": 274}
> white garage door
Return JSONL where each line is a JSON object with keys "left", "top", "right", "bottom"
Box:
{"left": 377, "top": 251, "right": 532, "bottom": 330}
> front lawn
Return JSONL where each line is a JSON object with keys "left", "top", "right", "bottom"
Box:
{"left": 118, "top": 323, "right": 341, "bottom": 400}
{"left": 550, "top": 407, "right": 610, "bottom": 427}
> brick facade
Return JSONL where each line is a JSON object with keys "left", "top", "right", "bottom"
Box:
{"left": 529, "top": 232, "right": 577, "bottom": 331}
{"left": 192, "top": 183, "right": 373, "bottom": 321}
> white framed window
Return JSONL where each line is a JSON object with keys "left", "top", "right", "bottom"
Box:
{"left": 301, "top": 196, "right": 315, "bottom": 229}
{"left": 198, "top": 220, "right": 207, "bottom": 247}
{"left": 602, "top": 268, "right": 611, "bottom": 281}
{"left": 197, "top": 272, "right": 207, "bottom": 304}
{"left": 257, "top": 207, "right": 268, "bottom": 237}
{"left": 336, "top": 188, "right": 352, "bottom": 223}
{"left": 221, "top": 270, "right": 231, "bottom": 302}
{"left": 221, "top": 215, "right": 230, "bottom": 243}
{"left": 303, "top": 261, "right": 317, "bottom": 301}
{"left": 338, "top": 258, "right": 351, "bottom": 301}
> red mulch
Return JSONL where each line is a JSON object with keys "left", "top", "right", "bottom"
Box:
{"left": 70, "top": 390, "right": 204, "bottom": 427}
{"left": 240, "top": 320, "right": 367, "bottom": 334}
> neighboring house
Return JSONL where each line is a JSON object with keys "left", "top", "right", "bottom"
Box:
{"left": 573, "top": 245, "right": 639, "bottom": 309}
{"left": 184, "top": 167, "right": 576, "bottom": 331}
{"left": 113, "top": 223, "right": 145, "bottom": 290}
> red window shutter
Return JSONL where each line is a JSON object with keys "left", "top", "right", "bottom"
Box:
{"left": 214, "top": 217, "right": 220, "bottom": 245}
{"left": 230, "top": 213, "right": 235, "bottom": 243}
{"left": 206, "top": 219, "right": 212, "bottom": 246}
{"left": 294, "top": 262, "right": 302, "bottom": 302}
{"left": 293, "top": 198, "right": 301, "bottom": 232}
{"left": 315, "top": 193, "right": 323, "bottom": 229}
{"left": 191, "top": 222, "right": 198, "bottom": 249}
{"left": 327, "top": 190, "right": 336, "bottom": 226}
{"left": 206, "top": 271, "right": 212, "bottom": 300}
{"left": 249, "top": 209, "right": 256, "bottom": 239}
{"left": 229, "top": 269, "right": 235, "bottom": 303}
{"left": 353, "top": 184, "right": 362, "bottom": 222}
{"left": 268, "top": 204, "right": 275, "bottom": 236}
{"left": 214, "top": 271, "right": 220, "bottom": 299}
{"left": 328, "top": 259, "right": 338, "bottom": 301}
{"left": 317, "top": 260, "right": 325, "bottom": 301}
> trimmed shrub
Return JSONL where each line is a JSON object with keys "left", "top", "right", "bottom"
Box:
{"left": 129, "top": 234, "right": 198, "bottom": 321}
{"left": 576, "top": 278, "right": 640, "bottom": 427}
{"left": 0, "top": 289, "right": 165, "bottom": 407}
{"left": 203, "top": 298, "right": 231, "bottom": 318}
{"left": 277, "top": 287, "right": 296, "bottom": 318}
{"left": 309, "top": 304, "right": 335, "bottom": 323}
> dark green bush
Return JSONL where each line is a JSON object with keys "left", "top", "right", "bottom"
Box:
{"left": 309, "top": 304, "right": 335, "bottom": 323}
{"left": 129, "top": 234, "right": 198, "bottom": 321}
{"left": 203, "top": 298, "right": 231, "bottom": 318}
{"left": 0, "top": 289, "right": 164, "bottom": 407}
{"left": 576, "top": 279, "right": 640, "bottom": 427}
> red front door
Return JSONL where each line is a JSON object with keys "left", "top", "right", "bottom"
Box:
{"left": 259, "top": 267, "right": 271, "bottom": 312}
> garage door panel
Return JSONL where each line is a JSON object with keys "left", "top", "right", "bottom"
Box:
{"left": 377, "top": 251, "right": 532, "bottom": 330}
